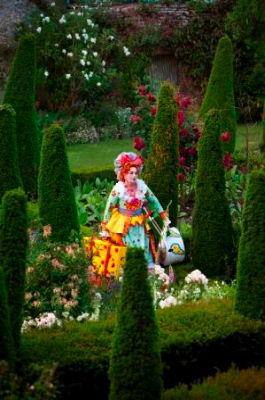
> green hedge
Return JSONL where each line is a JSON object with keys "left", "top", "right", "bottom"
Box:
{"left": 71, "top": 167, "right": 116, "bottom": 186}
{"left": 19, "top": 299, "right": 265, "bottom": 399}
{"left": 162, "top": 366, "right": 265, "bottom": 400}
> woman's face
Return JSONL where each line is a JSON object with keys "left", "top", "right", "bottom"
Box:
{"left": 124, "top": 167, "right": 138, "bottom": 185}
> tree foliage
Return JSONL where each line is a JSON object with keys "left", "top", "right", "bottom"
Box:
{"left": 38, "top": 124, "right": 79, "bottom": 242}
{"left": 109, "top": 247, "right": 162, "bottom": 400}
{"left": 235, "top": 169, "right": 265, "bottom": 319}
{"left": 144, "top": 82, "right": 179, "bottom": 224}
{"left": 199, "top": 35, "right": 237, "bottom": 152}
{"left": 0, "top": 104, "right": 22, "bottom": 200}
{"left": 3, "top": 33, "right": 39, "bottom": 198}
{"left": 0, "top": 188, "right": 28, "bottom": 350}
{"left": 192, "top": 109, "right": 233, "bottom": 278}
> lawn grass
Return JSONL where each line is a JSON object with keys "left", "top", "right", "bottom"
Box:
{"left": 67, "top": 138, "right": 132, "bottom": 171}
{"left": 236, "top": 123, "right": 263, "bottom": 152}
{"left": 67, "top": 124, "right": 263, "bottom": 171}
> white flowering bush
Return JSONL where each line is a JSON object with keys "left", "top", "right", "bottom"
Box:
{"left": 19, "top": 3, "right": 131, "bottom": 114}
{"left": 149, "top": 266, "right": 235, "bottom": 309}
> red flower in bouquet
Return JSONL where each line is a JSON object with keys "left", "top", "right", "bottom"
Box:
{"left": 133, "top": 137, "right": 146, "bottom": 151}
{"left": 220, "top": 131, "right": 232, "bottom": 142}
{"left": 130, "top": 115, "right": 141, "bottom": 124}
{"left": 150, "top": 106, "right": 157, "bottom": 116}
{"left": 126, "top": 197, "right": 141, "bottom": 210}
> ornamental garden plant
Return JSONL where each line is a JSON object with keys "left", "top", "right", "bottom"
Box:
{"left": 19, "top": 3, "right": 132, "bottom": 120}
{"left": 144, "top": 82, "right": 179, "bottom": 224}
{"left": 192, "top": 109, "right": 233, "bottom": 279}
{"left": 3, "top": 33, "right": 39, "bottom": 199}
{"left": 0, "top": 105, "right": 22, "bottom": 200}
{"left": 38, "top": 124, "right": 79, "bottom": 242}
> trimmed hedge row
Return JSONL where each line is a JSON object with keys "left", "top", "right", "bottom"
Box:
{"left": 19, "top": 300, "right": 265, "bottom": 399}
{"left": 162, "top": 366, "right": 265, "bottom": 400}
{"left": 71, "top": 167, "right": 116, "bottom": 186}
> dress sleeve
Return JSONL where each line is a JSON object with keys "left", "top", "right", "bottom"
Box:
{"left": 102, "top": 186, "right": 119, "bottom": 223}
{"left": 145, "top": 184, "right": 164, "bottom": 215}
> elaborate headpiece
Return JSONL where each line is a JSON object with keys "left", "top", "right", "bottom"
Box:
{"left": 114, "top": 152, "right": 144, "bottom": 181}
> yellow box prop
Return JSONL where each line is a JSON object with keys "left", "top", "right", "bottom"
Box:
{"left": 83, "top": 237, "right": 126, "bottom": 278}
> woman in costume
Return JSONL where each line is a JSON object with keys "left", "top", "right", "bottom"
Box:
{"left": 101, "top": 152, "right": 168, "bottom": 269}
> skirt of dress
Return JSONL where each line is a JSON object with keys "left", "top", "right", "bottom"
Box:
{"left": 122, "top": 224, "right": 154, "bottom": 267}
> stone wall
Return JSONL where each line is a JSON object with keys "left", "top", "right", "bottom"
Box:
{"left": 0, "top": 0, "right": 37, "bottom": 98}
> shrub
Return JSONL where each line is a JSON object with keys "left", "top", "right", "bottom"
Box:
{"left": 191, "top": 109, "right": 233, "bottom": 278}
{"left": 38, "top": 124, "right": 79, "bottom": 242}
{"left": 3, "top": 33, "right": 39, "bottom": 198}
{"left": 144, "top": 82, "right": 179, "bottom": 224}
{"left": 19, "top": 5, "right": 131, "bottom": 116}
{"left": 19, "top": 299, "right": 265, "bottom": 400}
{"left": 225, "top": 0, "right": 265, "bottom": 121}
{"left": 0, "top": 104, "right": 22, "bottom": 200}
{"left": 71, "top": 167, "right": 115, "bottom": 187}
{"left": 24, "top": 231, "right": 91, "bottom": 322}
{"left": 0, "top": 188, "right": 28, "bottom": 350}
{"left": 0, "top": 268, "right": 14, "bottom": 368}
{"left": 109, "top": 247, "right": 162, "bottom": 400}
{"left": 199, "top": 35, "right": 237, "bottom": 153}
{"left": 260, "top": 100, "right": 265, "bottom": 152}
{"left": 235, "top": 169, "right": 265, "bottom": 319}
{"left": 162, "top": 366, "right": 265, "bottom": 400}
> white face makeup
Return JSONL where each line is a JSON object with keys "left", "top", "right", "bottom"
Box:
{"left": 124, "top": 167, "right": 138, "bottom": 185}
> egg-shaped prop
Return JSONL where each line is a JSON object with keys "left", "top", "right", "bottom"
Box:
{"left": 160, "top": 227, "right": 185, "bottom": 266}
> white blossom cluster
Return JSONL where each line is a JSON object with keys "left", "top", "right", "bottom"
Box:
{"left": 185, "top": 269, "right": 208, "bottom": 287}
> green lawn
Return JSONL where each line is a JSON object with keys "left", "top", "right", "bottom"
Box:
{"left": 67, "top": 124, "right": 263, "bottom": 171}
{"left": 67, "top": 138, "right": 132, "bottom": 171}
{"left": 236, "top": 123, "right": 263, "bottom": 152}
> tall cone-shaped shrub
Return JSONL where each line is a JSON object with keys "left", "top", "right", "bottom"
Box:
{"left": 0, "top": 104, "right": 22, "bottom": 199}
{"left": 38, "top": 124, "right": 79, "bottom": 242}
{"left": 109, "top": 247, "right": 162, "bottom": 400}
{"left": 144, "top": 82, "right": 179, "bottom": 224}
{"left": 0, "top": 188, "right": 28, "bottom": 350}
{"left": 3, "top": 33, "right": 39, "bottom": 198}
{"left": 260, "top": 101, "right": 265, "bottom": 153}
{"left": 199, "top": 35, "right": 236, "bottom": 153}
{"left": 235, "top": 170, "right": 265, "bottom": 319}
{"left": 192, "top": 109, "right": 233, "bottom": 278}
{"left": 0, "top": 267, "right": 14, "bottom": 368}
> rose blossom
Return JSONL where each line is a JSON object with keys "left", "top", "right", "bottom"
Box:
{"left": 133, "top": 137, "right": 146, "bottom": 151}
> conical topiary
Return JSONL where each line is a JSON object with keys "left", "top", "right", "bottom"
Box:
{"left": 0, "top": 188, "right": 28, "bottom": 350}
{"left": 3, "top": 33, "right": 39, "bottom": 198}
{"left": 109, "top": 247, "right": 162, "bottom": 400}
{"left": 191, "top": 109, "right": 233, "bottom": 278}
{"left": 144, "top": 82, "right": 179, "bottom": 224}
{"left": 235, "top": 169, "right": 265, "bottom": 319}
{"left": 199, "top": 35, "right": 237, "bottom": 153}
{"left": 0, "top": 104, "right": 22, "bottom": 200}
{"left": 0, "top": 266, "right": 14, "bottom": 368}
{"left": 38, "top": 124, "right": 79, "bottom": 242}
{"left": 260, "top": 100, "right": 265, "bottom": 153}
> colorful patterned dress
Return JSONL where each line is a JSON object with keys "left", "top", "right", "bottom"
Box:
{"left": 103, "top": 179, "right": 165, "bottom": 267}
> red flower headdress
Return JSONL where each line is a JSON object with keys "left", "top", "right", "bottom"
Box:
{"left": 114, "top": 152, "right": 144, "bottom": 181}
